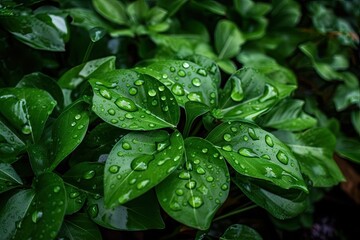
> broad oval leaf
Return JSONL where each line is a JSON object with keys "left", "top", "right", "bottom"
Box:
{"left": 58, "top": 213, "right": 102, "bottom": 240}
{"left": 233, "top": 174, "right": 308, "bottom": 219}
{"left": 206, "top": 121, "right": 308, "bottom": 192}
{"left": 64, "top": 184, "right": 87, "bottom": 215}
{"left": 220, "top": 224, "right": 263, "bottom": 240}
{"left": 87, "top": 191, "right": 164, "bottom": 230}
{"left": 0, "top": 88, "right": 56, "bottom": 143}
{"left": 63, "top": 162, "right": 104, "bottom": 196}
{"left": 49, "top": 101, "right": 90, "bottom": 171}
{"left": 89, "top": 70, "right": 179, "bottom": 130}
{"left": 156, "top": 137, "right": 230, "bottom": 230}
{"left": 0, "top": 172, "right": 67, "bottom": 239}
{"left": 92, "top": 0, "right": 127, "bottom": 25}
{"left": 104, "top": 130, "right": 184, "bottom": 207}
{"left": 0, "top": 163, "right": 22, "bottom": 194}
{"left": 136, "top": 60, "right": 218, "bottom": 108}
{"left": 215, "top": 20, "right": 245, "bottom": 59}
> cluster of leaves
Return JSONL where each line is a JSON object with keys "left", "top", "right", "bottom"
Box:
{"left": 0, "top": 0, "right": 359, "bottom": 239}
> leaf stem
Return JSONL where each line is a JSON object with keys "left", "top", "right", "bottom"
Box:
{"left": 213, "top": 204, "right": 257, "bottom": 222}
{"left": 82, "top": 41, "right": 94, "bottom": 63}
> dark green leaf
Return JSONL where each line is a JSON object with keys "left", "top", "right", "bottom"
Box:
{"left": 220, "top": 224, "right": 263, "bottom": 240}
{"left": 89, "top": 27, "right": 106, "bottom": 42}
{"left": 27, "top": 143, "right": 50, "bottom": 175}
{"left": 87, "top": 191, "right": 164, "bottom": 230}
{"left": 0, "top": 88, "right": 56, "bottom": 143}
{"left": 89, "top": 70, "right": 179, "bottom": 130}
{"left": 234, "top": 174, "right": 308, "bottom": 219}
{"left": 66, "top": 8, "right": 112, "bottom": 31}
{"left": 333, "top": 83, "right": 360, "bottom": 111}
{"left": 63, "top": 162, "right": 104, "bottom": 195}
{"left": 58, "top": 213, "right": 102, "bottom": 240}
{"left": 157, "top": 0, "right": 187, "bottom": 16}
{"left": 184, "top": 102, "right": 210, "bottom": 137}
{"left": 64, "top": 184, "right": 87, "bottom": 215}
{"left": 1, "top": 12, "right": 68, "bottom": 51}
{"left": 336, "top": 137, "right": 360, "bottom": 163}
{"left": 0, "top": 116, "right": 25, "bottom": 163}
{"left": 206, "top": 121, "right": 308, "bottom": 192}
{"left": 351, "top": 110, "right": 360, "bottom": 136}
{"left": 275, "top": 128, "right": 345, "bottom": 187}
{"left": 192, "top": 0, "right": 226, "bottom": 16}
{"left": 0, "top": 163, "right": 22, "bottom": 193}
{"left": 215, "top": 20, "right": 245, "bottom": 59}
{"left": 92, "top": 0, "right": 127, "bottom": 25}
{"left": 104, "top": 130, "right": 184, "bottom": 207}
{"left": 256, "top": 99, "right": 317, "bottom": 131}
{"left": 270, "top": 0, "right": 301, "bottom": 28}
{"left": 156, "top": 138, "right": 230, "bottom": 230}
{"left": 137, "top": 60, "right": 218, "bottom": 107}
{"left": 49, "top": 101, "right": 90, "bottom": 171}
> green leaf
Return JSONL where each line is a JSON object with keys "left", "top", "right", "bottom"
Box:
{"left": 89, "top": 70, "right": 179, "bottom": 130}
{"left": 16, "top": 72, "right": 64, "bottom": 111}
{"left": 269, "top": 0, "right": 301, "bottom": 28}
{"left": 0, "top": 12, "right": 68, "bottom": 51}
{"left": 63, "top": 162, "right": 104, "bottom": 195}
{"left": 216, "top": 59, "right": 237, "bottom": 74}
{"left": 49, "top": 101, "right": 90, "bottom": 171}
{"left": 275, "top": 128, "right": 345, "bottom": 187}
{"left": 157, "top": 0, "right": 187, "bottom": 16}
{"left": 92, "top": 0, "right": 127, "bottom": 25}
{"left": 336, "top": 137, "right": 360, "bottom": 163}
{"left": 0, "top": 163, "right": 22, "bottom": 193}
{"left": 220, "top": 224, "right": 263, "bottom": 240}
{"left": 27, "top": 143, "right": 50, "bottom": 175}
{"left": 184, "top": 55, "right": 221, "bottom": 87}
{"left": 206, "top": 121, "right": 308, "bottom": 192}
{"left": 104, "top": 130, "right": 184, "bottom": 207}
{"left": 184, "top": 101, "right": 210, "bottom": 137}
{"left": 0, "top": 116, "right": 25, "bottom": 163}
{"left": 256, "top": 99, "right": 317, "bottom": 131}
{"left": 58, "top": 213, "right": 102, "bottom": 240}
{"left": 87, "top": 191, "right": 164, "bottom": 230}
{"left": 64, "top": 184, "right": 87, "bottom": 215}
{"left": 156, "top": 137, "right": 230, "bottom": 230}
{"left": 215, "top": 20, "right": 245, "bottom": 59}
{"left": 333, "top": 83, "right": 360, "bottom": 111}
{"left": 0, "top": 172, "right": 66, "bottom": 239}
{"left": 137, "top": 60, "right": 218, "bottom": 107}
{"left": 192, "top": 0, "right": 226, "bottom": 16}
{"left": 0, "top": 88, "right": 56, "bottom": 143}
{"left": 234, "top": 174, "right": 308, "bottom": 219}
{"left": 351, "top": 110, "right": 360, "bottom": 136}
{"left": 66, "top": 8, "right": 112, "bottom": 31}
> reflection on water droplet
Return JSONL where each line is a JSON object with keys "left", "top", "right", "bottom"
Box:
{"left": 175, "top": 189, "right": 184, "bottom": 196}
{"left": 115, "top": 97, "right": 138, "bottom": 112}
{"left": 248, "top": 128, "right": 259, "bottom": 140}
{"left": 222, "top": 145, "right": 232, "bottom": 152}
{"left": 276, "top": 150, "right": 289, "bottom": 165}
{"left": 188, "top": 196, "right": 203, "bottom": 208}
{"left": 261, "top": 154, "right": 271, "bottom": 160}
{"left": 32, "top": 211, "right": 43, "bottom": 223}
{"left": 185, "top": 180, "right": 196, "bottom": 189}
{"left": 137, "top": 179, "right": 150, "bottom": 189}
{"left": 129, "top": 87, "right": 138, "bottom": 95}
{"left": 88, "top": 204, "right": 98, "bottom": 218}
{"left": 71, "top": 122, "right": 76, "bottom": 127}
{"left": 223, "top": 133, "right": 232, "bottom": 142}
{"left": 265, "top": 135, "right": 274, "bottom": 147}
{"left": 196, "top": 167, "right": 206, "bottom": 175}
{"left": 125, "top": 113, "right": 134, "bottom": 119}
{"left": 109, "top": 165, "right": 120, "bottom": 174}
{"left": 243, "top": 135, "right": 249, "bottom": 141}
{"left": 70, "top": 192, "right": 80, "bottom": 199}
{"left": 206, "top": 176, "right": 214, "bottom": 182}
{"left": 178, "top": 70, "right": 186, "bottom": 77}
{"left": 134, "top": 79, "right": 144, "bottom": 86}
{"left": 182, "top": 62, "right": 190, "bottom": 69}
{"left": 197, "top": 69, "right": 207, "bottom": 76}
{"left": 148, "top": 89, "right": 157, "bottom": 97}
{"left": 122, "top": 142, "right": 132, "bottom": 150}
{"left": 53, "top": 186, "right": 60, "bottom": 193}
{"left": 75, "top": 114, "right": 81, "bottom": 120}
{"left": 22, "top": 125, "right": 32, "bottom": 135}
{"left": 83, "top": 170, "right": 96, "bottom": 179}
{"left": 202, "top": 148, "right": 208, "bottom": 153}
{"left": 171, "top": 83, "right": 185, "bottom": 96}
{"left": 99, "top": 89, "right": 112, "bottom": 99}
{"left": 170, "top": 201, "right": 182, "bottom": 211}
{"left": 238, "top": 148, "right": 258, "bottom": 158}
{"left": 178, "top": 171, "right": 191, "bottom": 179}
{"left": 170, "top": 67, "right": 176, "bottom": 72}
{"left": 187, "top": 92, "right": 202, "bottom": 102}
{"left": 221, "top": 184, "right": 228, "bottom": 190}
{"left": 131, "top": 154, "right": 154, "bottom": 171}
{"left": 108, "top": 109, "right": 115, "bottom": 115}
{"left": 191, "top": 78, "right": 201, "bottom": 87}
{"left": 231, "top": 127, "right": 238, "bottom": 133}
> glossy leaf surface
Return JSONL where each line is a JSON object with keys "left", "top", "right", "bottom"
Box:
{"left": 58, "top": 213, "right": 102, "bottom": 240}
{"left": 0, "top": 163, "right": 22, "bottom": 193}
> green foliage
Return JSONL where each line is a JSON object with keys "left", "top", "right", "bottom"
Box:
{"left": 0, "top": 0, "right": 359, "bottom": 239}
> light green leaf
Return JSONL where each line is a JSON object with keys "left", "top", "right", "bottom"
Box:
{"left": 66, "top": 8, "right": 112, "bottom": 31}
{"left": 215, "top": 20, "right": 245, "bottom": 59}
{"left": 104, "top": 130, "right": 184, "bottom": 207}
{"left": 92, "top": 0, "right": 127, "bottom": 25}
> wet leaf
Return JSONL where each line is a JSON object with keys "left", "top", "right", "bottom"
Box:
{"left": 156, "top": 137, "right": 230, "bottom": 230}
{"left": 92, "top": 0, "right": 127, "bottom": 25}
{"left": 58, "top": 213, "right": 102, "bottom": 240}
{"left": 0, "top": 116, "right": 25, "bottom": 163}
{"left": 104, "top": 130, "right": 184, "bottom": 207}
{"left": 206, "top": 121, "right": 308, "bottom": 192}
{"left": 89, "top": 70, "right": 179, "bottom": 130}
{"left": 64, "top": 184, "right": 87, "bottom": 215}
{"left": 215, "top": 20, "right": 245, "bottom": 59}
{"left": 220, "top": 223, "right": 263, "bottom": 240}
{"left": 0, "top": 163, "right": 23, "bottom": 193}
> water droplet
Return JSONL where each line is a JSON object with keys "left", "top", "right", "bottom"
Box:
{"left": 71, "top": 122, "right": 76, "bottom": 127}
{"left": 125, "top": 113, "right": 134, "bottom": 119}
{"left": 177, "top": 70, "right": 186, "bottom": 77}
{"left": 195, "top": 166, "right": 205, "bottom": 174}
{"left": 261, "top": 154, "right": 271, "bottom": 160}
{"left": 171, "top": 83, "right": 185, "bottom": 96}
{"left": 191, "top": 78, "right": 201, "bottom": 87}
{"left": 202, "top": 148, "right": 208, "bottom": 153}
{"left": 109, "top": 165, "right": 120, "bottom": 174}
{"left": 175, "top": 189, "right": 184, "bottom": 196}
{"left": 122, "top": 142, "right": 132, "bottom": 150}
{"left": 108, "top": 109, "right": 115, "bottom": 115}
{"left": 134, "top": 79, "right": 144, "bottom": 86}
{"left": 111, "top": 119, "right": 118, "bottom": 124}
{"left": 75, "top": 114, "right": 81, "bottom": 120}
{"left": 88, "top": 204, "right": 98, "bottom": 218}
{"left": 53, "top": 186, "right": 60, "bottom": 193}
{"left": 188, "top": 196, "right": 203, "bottom": 208}
{"left": 259, "top": 84, "right": 278, "bottom": 102}
{"left": 182, "top": 62, "right": 190, "bottom": 68}
{"left": 185, "top": 180, "right": 196, "bottom": 189}
{"left": 22, "top": 125, "right": 32, "bottom": 135}
{"left": 83, "top": 170, "right": 96, "bottom": 179}
{"left": 193, "top": 159, "right": 200, "bottom": 164}
{"left": 265, "top": 135, "right": 274, "bottom": 147}
{"left": 231, "top": 127, "right": 238, "bottom": 133}
{"left": 178, "top": 171, "right": 191, "bottom": 179}
{"left": 158, "top": 86, "right": 165, "bottom": 91}
{"left": 129, "top": 87, "right": 138, "bottom": 95}
{"left": 276, "top": 150, "right": 289, "bottom": 164}
{"left": 129, "top": 178, "right": 137, "bottom": 185}
{"left": 157, "top": 157, "right": 170, "bottom": 166}
{"left": 221, "top": 184, "right": 228, "bottom": 190}
{"left": 222, "top": 145, "right": 232, "bottom": 152}
{"left": 69, "top": 191, "right": 80, "bottom": 199}
{"left": 77, "top": 124, "right": 84, "bottom": 130}
{"left": 31, "top": 211, "right": 43, "bottom": 223}
{"left": 197, "top": 69, "right": 207, "bottom": 76}
{"left": 118, "top": 191, "right": 131, "bottom": 204}
{"left": 170, "top": 66, "right": 176, "bottom": 72}
{"left": 148, "top": 89, "right": 157, "bottom": 97}
{"left": 137, "top": 179, "right": 150, "bottom": 189}
{"left": 243, "top": 135, "right": 249, "bottom": 141}
{"left": 115, "top": 97, "right": 138, "bottom": 112}
{"left": 174, "top": 155, "right": 181, "bottom": 161}
{"left": 238, "top": 148, "right": 258, "bottom": 157}
{"left": 131, "top": 154, "right": 154, "bottom": 171}
{"left": 265, "top": 167, "right": 276, "bottom": 178}
{"left": 99, "top": 89, "right": 112, "bottom": 99}
{"left": 206, "top": 176, "right": 214, "bottom": 182}
{"left": 170, "top": 201, "right": 182, "bottom": 211}
{"left": 223, "top": 133, "right": 232, "bottom": 142}
{"left": 248, "top": 128, "right": 259, "bottom": 140}
{"left": 187, "top": 92, "right": 202, "bottom": 102}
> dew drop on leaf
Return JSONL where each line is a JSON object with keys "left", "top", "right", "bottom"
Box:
{"left": 178, "top": 171, "right": 191, "bottom": 180}
{"left": 265, "top": 135, "right": 274, "bottom": 147}
{"left": 223, "top": 133, "right": 232, "bottom": 142}
{"left": 248, "top": 128, "right": 259, "bottom": 140}
{"left": 136, "top": 179, "right": 150, "bottom": 189}
{"left": 188, "top": 196, "right": 203, "bottom": 208}
{"left": 177, "top": 70, "right": 186, "bottom": 77}
{"left": 191, "top": 78, "right": 201, "bottom": 87}
{"left": 276, "top": 150, "right": 289, "bottom": 165}
{"left": 175, "top": 189, "right": 184, "bottom": 196}
{"left": 115, "top": 97, "right": 138, "bottom": 112}
{"left": 187, "top": 92, "right": 202, "bottom": 102}
{"left": 196, "top": 167, "right": 206, "bottom": 175}
{"left": 53, "top": 186, "right": 60, "bottom": 193}
{"left": 182, "top": 62, "right": 190, "bottom": 68}
{"left": 197, "top": 69, "right": 207, "bottom": 76}
{"left": 22, "top": 125, "right": 32, "bottom": 135}
{"left": 171, "top": 83, "right": 185, "bottom": 96}
{"left": 69, "top": 191, "right": 80, "bottom": 199}
{"left": 222, "top": 145, "right": 232, "bottom": 152}
{"left": 108, "top": 109, "right": 115, "bottom": 115}
{"left": 148, "top": 89, "right": 157, "bottom": 97}
{"left": 134, "top": 79, "right": 144, "bottom": 86}
{"left": 109, "top": 165, "right": 120, "bottom": 174}
{"left": 31, "top": 211, "right": 43, "bottom": 223}
{"left": 238, "top": 148, "right": 258, "bottom": 157}
{"left": 221, "top": 184, "right": 228, "bottom": 190}
{"left": 185, "top": 180, "right": 197, "bottom": 189}
{"left": 170, "top": 201, "right": 182, "bottom": 211}
{"left": 122, "top": 142, "right": 132, "bottom": 150}
{"left": 99, "top": 89, "right": 112, "bottom": 99}
{"left": 261, "top": 154, "right": 271, "bottom": 160}
{"left": 206, "top": 176, "right": 214, "bottom": 182}
{"left": 75, "top": 114, "right": 81, "bottom": 120}
{"left": 88, "top": 204, "right": 98, "bottom": 218}
{"left": 131, "top": 154, "right": 154, "bottom": 171}
{"left": 83, "top": 170, "right": 96, "bottom": 179}
{"left": 129, "top": 87, "right": 138, "bottom": 95}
